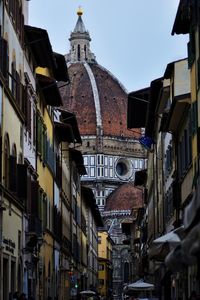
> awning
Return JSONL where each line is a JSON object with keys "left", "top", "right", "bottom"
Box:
{"left": 69, "top": 148, "right": 87, "bottom": 175}
{"left": 54, "top": 122, "right": 75, "bottom": 143}
{"left": 165, "top": 222, "right": 200, "bottom": 272}
{"left": 149, "top": 226, "right": 184, "bottom": 261}
{"left": 134, "top": 169, "right": 147, "bottom": 186}
{"left": 153, "top": 227, "right": 183, "bottom": 245}
{"left": 37, "top": 74, "right": 62, "bottom": 106}
{"left": 59, "top": 109, "right": 82, "bottom": 144}
{"left": 81, "top": 186, "right": 103, "bottom": 227}
{"left": 165, "top": 93, "right": 190, "bottom": 132}
{"left": 149, "top": 242, "right": 170, "bottom": 262}
{"left": 25, "top": 26, "right": 69, "bottom": 82}
{"left": 124, "top": 279, "right": 154, "bottom": 293}
{"left": 184, "top": 180, "right": 200, "bottom": 229}
{"left": 53, "top": 52, "right": 69, "bottom": 82}
{"left": 165, "top": 244, "right": 197, "bottom": 272}
{"left": 25, "top": 25, "right": 55, "bottom": 69}
{"left": 127, "top": 87, "right": 150, "bottom": 128}
{"left": 171, "top": 0, "right": 190, "bottom": 35}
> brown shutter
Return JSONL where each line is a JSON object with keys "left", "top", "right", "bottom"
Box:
{"left": 17, "top": 164, "right": 27, "bottom": 199}
{"left": 9, "top": 155, "right": 17, "bottom": 192}
{"left": 15, "top": 71, "right": 20, "bottom": 107}
{"left": 0, "top": 38, "right": 9, "bottom": 80}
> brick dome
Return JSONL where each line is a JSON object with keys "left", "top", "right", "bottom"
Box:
{"left": 104, "top": 182, "right": 143, "bottom": 212}
{"left": 59, "top": 62, "right": 140, "bottom": 139}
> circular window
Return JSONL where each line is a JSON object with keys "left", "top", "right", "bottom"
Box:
{"left": 116, "top": 161, "right": 128, "bottom": 176}
{"left": 115, "top": 158, "right": 132, "bottom": 180}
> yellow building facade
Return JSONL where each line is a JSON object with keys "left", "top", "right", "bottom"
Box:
{"left": 98, "top": 230, "right": 113, "bottom": 300}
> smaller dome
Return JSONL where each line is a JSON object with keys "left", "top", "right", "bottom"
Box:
{"left": 104, "top": 182, "right": 143, "bottom": 212}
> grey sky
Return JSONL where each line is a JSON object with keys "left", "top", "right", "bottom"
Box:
{"left": 29, "top": 0, "right": 188, "bottom": 93}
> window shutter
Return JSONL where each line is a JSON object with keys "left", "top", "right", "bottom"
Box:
{"left": 9, "top": 155, "right": 17, "bottom": 192}
{"left": 31, "top": 180, "right": 39, "bottom": 216}
{"left": 0, "top": 37, "right": 9, "bottom": 81}
{"left": 16, "top": 71, "right": 21, "bottom": 107}
{"left": 43, "top": 197, "right": 47, "bottom": 230}
{"left": 17, "top": 164, "right": 27, "bottom": 199}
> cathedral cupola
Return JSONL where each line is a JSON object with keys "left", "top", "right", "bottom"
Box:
{"left": 66, "top": 8, "right": 96, "bottom": 63}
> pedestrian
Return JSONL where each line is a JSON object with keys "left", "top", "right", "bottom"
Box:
{"left": 189, "top": 291, "right": 197, "bottom": 300}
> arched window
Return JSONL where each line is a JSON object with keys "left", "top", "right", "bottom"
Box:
{"left": 84, "top": 45, "right": 87, "bottom": 60}
{"left": 4, "top": 134, "right": 10, "bottom": 188}
{"left": 77, "top": 44, "right": 80, "bottom": 61}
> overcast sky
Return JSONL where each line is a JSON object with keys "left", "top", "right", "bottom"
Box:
{"left": 28, "top": 0, "right": 188, "bottom": 93}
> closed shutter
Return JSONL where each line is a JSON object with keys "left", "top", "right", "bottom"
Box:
{"left": 0, "top": 37, "right": 9, "bottom": 81}
{"left": 15, "top": 71, "right": 20, "bottom": 107}
{"left": 17, "top": 164, "right": 27, "bottom": 200}
{"left": 9, "top": 155, "right": 17, "bottom": 192}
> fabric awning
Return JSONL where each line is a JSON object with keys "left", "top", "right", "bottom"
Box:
{"left": 69, "top": 148, "right": 87, "bottom": 175}
{"left": 171, "top": 0, "right": 190, "bottom": 35}
{"left": 124, "top": 279, "right": 154, "bottom": 293}
{"left": 149, "top": 242, "right": 170, "bottom": 262}
{"left": 184, "top": 180, "right": 200, "bottom": 230}
{"left": 149, "top": 226, "right": 184, "bottom": 262}
{"left": 54, "top": 122, "right": 75, "bottom": 143}
{"left": 165, "top": 222, "right": 200, "bottom": 272}
{"left": 127, "top": 87, "right": 150, "bottom": 128}
{"left": 134, "top": 169, "right": 147, "bottom": 186}
{"left": 37, "top": 74, "right": 62, "bottom": 106}
{"left": 153, "top": 227, "right": 183, "bottom": 245}
{"left": 25, "top": 25, "right": 55, "bottom": 69}
{"left": 53, "top": 52, "right": 69, "bottom": 82}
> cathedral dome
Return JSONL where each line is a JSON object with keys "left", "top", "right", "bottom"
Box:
{"left": 60, "top": 63, "right": 140, "bottom": 138}
{"left": 59, "top": 10, "right": 140, "bottom": 140}
{"left": 104, "top": 182, "right": 143, "bottom": 212}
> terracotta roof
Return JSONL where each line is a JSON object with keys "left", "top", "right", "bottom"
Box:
{"left": 59, "top": 62, "right": 141, "bottom": 138}
{"left": 104, "top": 182, "right": 143, "bottom": 211}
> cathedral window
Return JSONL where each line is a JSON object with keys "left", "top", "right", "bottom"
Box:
{"left": 77, "top": 44, "right": 80, "bottom": 61}
{"left": 84, "top": 156, "right": 88, "bottom": 165}
{"left": 109, "top": 169, "right": 113, "bottom": 178}
{"left": 91, "top": 156, "right": 95, "bottom": 165}
{"left": 109, "top": 157, "right": 113, "bottom": 166}
{"left": 105, "top": 156, "right": 108, "bottom": 165}
{"left": 84, "top": 45, "right": 87, "bottom": 60}
{"left": 105, "top": 168, "right": 108, "bottom": 177}
{"left": 97, "top": 154, "right": 103, "bottom": 165}
{"left": 90, "top": 167, "right": 95, "bottom": 177}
